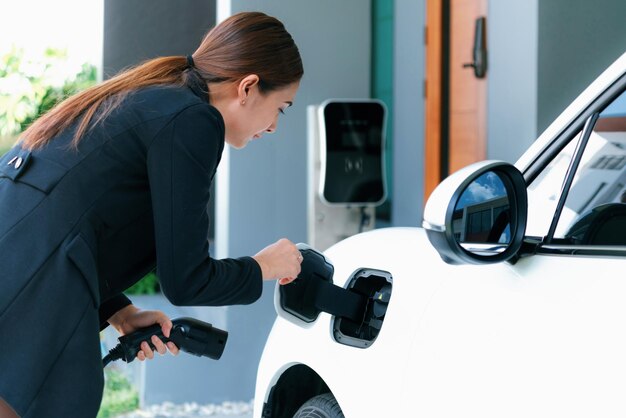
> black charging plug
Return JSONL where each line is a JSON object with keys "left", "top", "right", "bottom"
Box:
{"left": 102, "top": 317, "right": 228, "bottom": 367}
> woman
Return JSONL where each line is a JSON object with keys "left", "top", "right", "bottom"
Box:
{"left": 0, "top": 11, "right": 303, "bottom": 417}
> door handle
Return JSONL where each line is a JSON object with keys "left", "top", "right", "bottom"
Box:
{"left": 462, "top": 16, "right": 487, "bottom": 78}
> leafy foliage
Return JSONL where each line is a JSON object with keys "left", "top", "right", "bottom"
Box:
{"left": 0, "top": 47, "right": 97, "bottom": 138}
{"left": 125, "top": 272, "right": 161, "bottom": 295}
{"left": 0, "top": 135, "right": 13, "bottom": 156}
{"left": 97, "top": 368, "right": 139, "bottom": 418}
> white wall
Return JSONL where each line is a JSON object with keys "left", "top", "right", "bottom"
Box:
{"left": 487, "top": 0, "right": 538, "bottom": 164}
{"left": 537, "top": 0, "right": 626, "bottom": 133}
{"left": 392, "top": 0, "right": 426, "bottom": 226}
{"left": 487, "top": 0, "right": 626, "bottom": 163}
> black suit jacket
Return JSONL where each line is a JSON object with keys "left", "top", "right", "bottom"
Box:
{"left": 0, "top": 79, "right": 263, "bottom": 330}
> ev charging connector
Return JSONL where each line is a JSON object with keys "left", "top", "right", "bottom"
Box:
{"left": 102, "top": 317, "right": 227, "bottom": 367}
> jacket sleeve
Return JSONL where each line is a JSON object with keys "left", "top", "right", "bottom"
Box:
{"left": 146, "top": 104, "right": 263, "bottom": 306}
{"left": 98, "top": 293, "right": 132, "bottom": 331}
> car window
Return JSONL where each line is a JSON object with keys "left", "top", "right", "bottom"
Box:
{"left": 527, "top": 88, "right": 626, "bottom": 245}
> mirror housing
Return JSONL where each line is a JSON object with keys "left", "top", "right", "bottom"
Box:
{"left": 422, "top": 161, "right": 528, "bottom": 265}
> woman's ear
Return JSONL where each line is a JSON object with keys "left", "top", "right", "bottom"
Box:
{"left": 238, "top": 74, "right": 260, "bottom": 103}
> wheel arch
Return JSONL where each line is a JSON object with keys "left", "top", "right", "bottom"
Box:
{"left": 261, "top": 363, "right": 336, "bottom": 418}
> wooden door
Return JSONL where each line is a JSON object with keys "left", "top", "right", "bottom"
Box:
{"left": 425, "top": 0, "right": 488, "bottom": 201}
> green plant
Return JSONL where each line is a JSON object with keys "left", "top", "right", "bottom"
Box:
{"left": 125, "top": 272, "right": 161, "bottom": 295}
{"left": 97, "top": 368, "right": 139, "bottom": 418}
{"left": 0, "top": 47, "right": 97, "bottom": 138}
{"left": 0, "top": 135, "right": 14, "bottom": 156}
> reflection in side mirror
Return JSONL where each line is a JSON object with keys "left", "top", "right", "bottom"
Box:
{"left": 423, "top": 160, "right": 527, "bottom": 265}
{"left": 452, "top": 171, "right": 512, "bottom": 255}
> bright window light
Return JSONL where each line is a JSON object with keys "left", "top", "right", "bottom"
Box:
{"left": 0, "top": 0, "right": 103, "bottom": 77}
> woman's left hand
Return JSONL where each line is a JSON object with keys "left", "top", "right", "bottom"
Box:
{"left": 108, "top": 304, "right": 180, "bottom": 361}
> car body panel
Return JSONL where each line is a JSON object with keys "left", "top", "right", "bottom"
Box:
{"left": 402, "top": 252, "right": 626, "bottom": 417}
{"left": 256, "top": 228, "right": 626, "bottom": 417}
{"left": 255, "top": 228, "right": 451, "bottom": 417}
{"left": 254, "top": 228, "right": 519, "bottom": 416}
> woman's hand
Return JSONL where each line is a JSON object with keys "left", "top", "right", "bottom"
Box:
{"left": 253, "top": 238, "right": 303, "bottom": 285}
{"left": 108, "top": 305, "right": 180, "bottom": 361}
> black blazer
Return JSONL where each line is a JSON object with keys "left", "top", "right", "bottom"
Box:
{"left": 0, "top": 79, "right": 263, "bottom": 330}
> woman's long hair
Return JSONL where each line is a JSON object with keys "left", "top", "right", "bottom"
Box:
{"left": 21, "top": 11, "right": 303, "bottom": 150}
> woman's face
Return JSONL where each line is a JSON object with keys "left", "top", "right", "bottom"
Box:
{"left": 219, "top": 77, "right": 300, "bottom": 149}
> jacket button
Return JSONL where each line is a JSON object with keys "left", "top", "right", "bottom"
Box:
{"left": 14, "top": 157, "right": 23, "bottom": 169}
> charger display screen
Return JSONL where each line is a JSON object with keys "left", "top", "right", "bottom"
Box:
{"left": 321, "top": 101, "right": 386, "bottom": 204}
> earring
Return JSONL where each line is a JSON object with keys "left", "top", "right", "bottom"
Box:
{"left": 241, "top": 100, "right": 246, "bottom": 105}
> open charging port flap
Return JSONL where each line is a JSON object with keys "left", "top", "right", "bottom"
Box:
{"left": 274, "top": 244, "right": 392, "bottom": 348}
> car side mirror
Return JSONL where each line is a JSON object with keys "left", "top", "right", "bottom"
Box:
{"left": 422, "top": 161, "right": 528, "bottom": 265}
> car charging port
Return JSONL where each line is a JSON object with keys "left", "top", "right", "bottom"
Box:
{"left": 276, "top": 245, "right": 393, "bottom": 348}
{"left": 332, "top": 269, "right": 392, "bottom": 348}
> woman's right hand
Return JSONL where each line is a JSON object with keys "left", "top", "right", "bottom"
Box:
{"left": 108, "top": 305, "right": 180, "bottom": 361}
{"left": 253, "top": 238, "right": 303, "bottom": 285}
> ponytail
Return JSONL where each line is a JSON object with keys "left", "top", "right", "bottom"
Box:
{"left": 21, "top": 11, "right": 303, "bottom": 150}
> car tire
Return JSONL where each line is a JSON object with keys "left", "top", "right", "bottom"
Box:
{"left": 293, "top": 393, "right": 344, "bottom": 418}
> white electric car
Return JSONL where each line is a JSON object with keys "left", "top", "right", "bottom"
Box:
{"left": 254, "top": 51, "right": 626, "bottom": 418}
